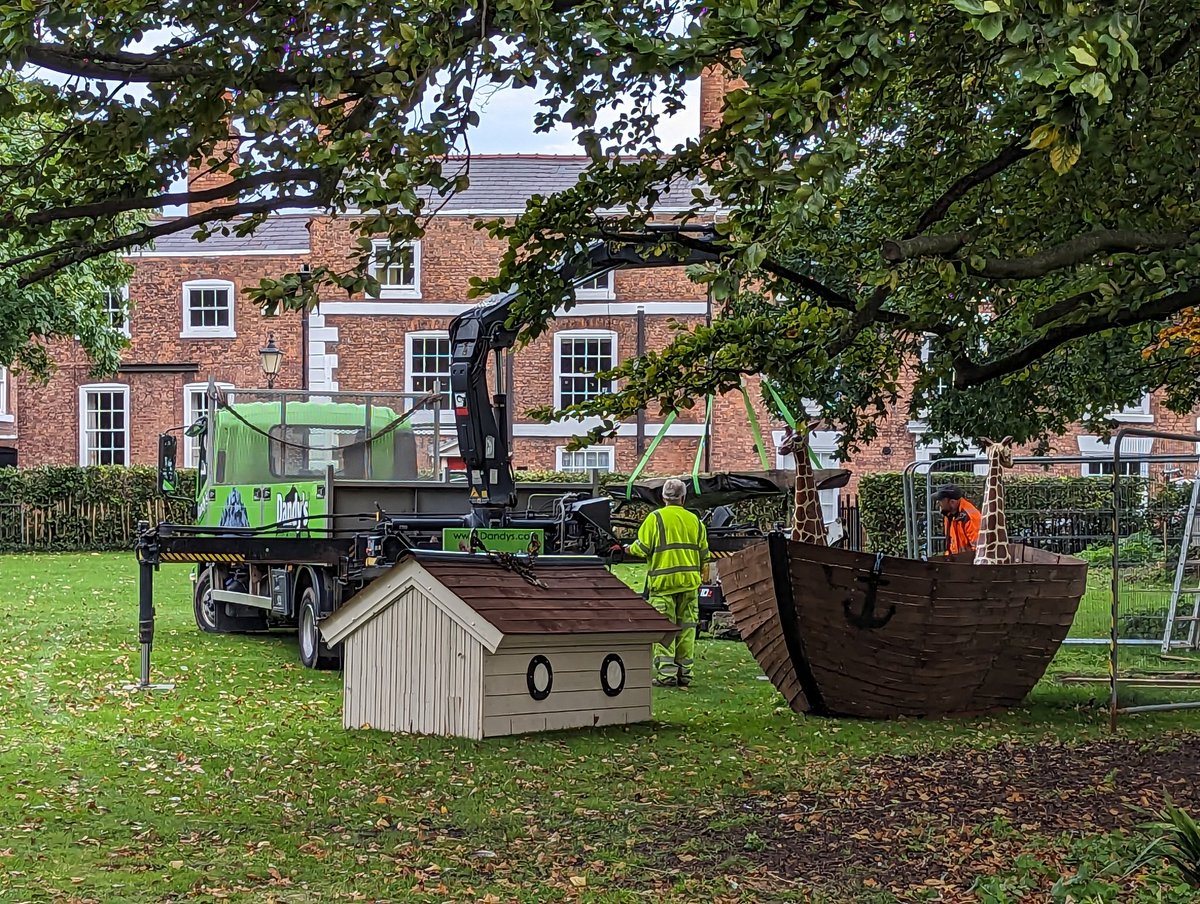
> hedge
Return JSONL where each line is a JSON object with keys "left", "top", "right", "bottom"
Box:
{"left": 0, "top": 466, "right": 197, "bottom": 551}
{"left": 858, "top": 470, "right": 1150, "bottom": 556}
{"left": 0, "top": 466, "right": 791, "bottom": 552}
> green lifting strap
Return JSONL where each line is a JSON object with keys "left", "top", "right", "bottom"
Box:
{"left": 740, "top": 382, "right": 770, "bottom": 471}
{"left": 625, "top": 409, "right": 679, "bottom": 498}
{"left": 762, "top": 379, "right": 823, "bottom": 469}
{"left": 691, "top": 396, "right": 714, "bottom": 493}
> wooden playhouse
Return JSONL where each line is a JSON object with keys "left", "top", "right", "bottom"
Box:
{"left": 319, "top": 552, "right": 676, "bottom": 739}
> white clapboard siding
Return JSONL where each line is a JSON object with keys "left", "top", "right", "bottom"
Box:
{"left": 344, "top": 586, "right": 485, "bottom": 739}
{"left": 483, "top": 706, "right": 651, "bottom": 737}
{"left": 481, "top": 642, "right": 653, "bottom": 736}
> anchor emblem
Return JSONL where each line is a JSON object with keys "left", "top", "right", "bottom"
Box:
{"left": 844, "top": 552, "right": 897, "bottom": 630}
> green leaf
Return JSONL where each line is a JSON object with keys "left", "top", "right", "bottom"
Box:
{"left": 950, "top": 0, "right": 986, "bottom": 13}
{"left": 881, "top": 1, "right": 906, "bottom": 23}
{"left": 978, "top": 14, "right": 1004, "bottom": 41}
{"left": 1069, "top": 46, "right": 1098, "bottom": 67}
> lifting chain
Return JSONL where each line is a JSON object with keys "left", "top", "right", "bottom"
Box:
{"left": 467, "top": 530, "right": 548, "bottom": 589}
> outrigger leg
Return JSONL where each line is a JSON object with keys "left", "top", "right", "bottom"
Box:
{"left": 125, "top": 521, "right": 175, "bottom": 692}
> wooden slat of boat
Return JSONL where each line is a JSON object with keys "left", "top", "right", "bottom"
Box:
{"left": 722, "top": 541, "right": 809, "bottom": 713}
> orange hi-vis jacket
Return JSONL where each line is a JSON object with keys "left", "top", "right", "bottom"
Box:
{"left": 944, "top": 499, "right": 982, "bottom": 555}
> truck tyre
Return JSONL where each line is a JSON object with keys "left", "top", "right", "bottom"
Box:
{"left": 193, "top": 569, "right": 233, "bottom": 634}
{"left": 194, "top": 567, "right": 268, "bottom": 634}
{"left": 298, "top": 585, "right": 338, "bottom": 670}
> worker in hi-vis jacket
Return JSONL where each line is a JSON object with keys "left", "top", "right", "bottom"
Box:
{"left": 623, "top": 478, "right": 710, "bottom": 688}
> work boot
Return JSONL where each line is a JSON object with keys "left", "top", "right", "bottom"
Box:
{"left": 652, "top": 676, "right": 678, "bottom": 688}
{"left": 677, "top": 675, "right": 692, "bottom": 688}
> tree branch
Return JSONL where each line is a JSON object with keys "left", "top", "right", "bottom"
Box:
{"left": 881, "top": 230, "right": 973, "bottom": 263}
{"left": 954, "top": 284, "right": 1200, "bottom": 387}
{"left": 22, "top": 167, "right": 324, "bottom": 225}
{"left": 971, "top": 229, "right": 1190, "bottom": 280}
{"left": 906, "top": 142, "right": 1034, "bottom": 238}
{"left": 9, "top": 194, "right": 318, "bottom": 287}
{"left": 884, "top": 228, "right": 1191, "bottom": 280}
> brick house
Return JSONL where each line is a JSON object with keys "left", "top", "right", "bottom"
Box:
{"left": 4, "top": 72, "right": 1196, "bottom": 493}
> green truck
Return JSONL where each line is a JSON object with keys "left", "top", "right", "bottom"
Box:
{"left": 171, "top": 387, "right": 423, "bottom": 668}
{"left": 151, "top": 384, "right": 609, "bottom": 670}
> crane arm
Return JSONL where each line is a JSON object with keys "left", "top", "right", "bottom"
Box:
{"left": 448, "top": 227, "right": 723, "bottom": 522}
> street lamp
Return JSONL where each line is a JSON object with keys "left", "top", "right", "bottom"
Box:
{"left": 259, "top": 333, "right": 283, "bottom": 389}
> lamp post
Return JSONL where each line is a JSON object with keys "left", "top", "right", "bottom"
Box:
{"left": 259, "top": 333, "right": 283, "bottom": 389}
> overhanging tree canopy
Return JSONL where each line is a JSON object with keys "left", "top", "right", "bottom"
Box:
{"left": 0, "top": 1, "right": 1195, "bottom": 449}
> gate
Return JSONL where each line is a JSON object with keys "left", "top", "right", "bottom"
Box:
{"left": 1107, "top": 427, "right": 1200, "bottom": 728}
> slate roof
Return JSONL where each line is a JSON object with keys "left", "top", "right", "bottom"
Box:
{"left": 423, "top": 155, "right": 704, "bottom": 213}
{"left": 134, "top": 155, "right": 706, "bottom": 256}
{"left": 419, "top": 557, "right": 677, "bottom": 636}
{"left": 139, "top": 215, "right": 311, "bottom": 256}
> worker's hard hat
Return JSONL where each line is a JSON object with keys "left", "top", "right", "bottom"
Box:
{"left": 932, "top": 484, "right": 964, "bottom": 501}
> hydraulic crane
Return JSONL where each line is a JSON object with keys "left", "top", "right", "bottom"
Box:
{"left": 449, "top": 225, "right": 723, "bottom": 528}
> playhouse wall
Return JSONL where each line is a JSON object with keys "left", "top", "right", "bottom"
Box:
{"left": 343, "top": 586, "right": 485, "bottom": 738}
{"left": 481, "top": 637, "right": 653, "bottom": 737}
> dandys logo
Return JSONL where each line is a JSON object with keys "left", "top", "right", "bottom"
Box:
{"left": 277, "top": 486, "right": 310, "bottom": 529}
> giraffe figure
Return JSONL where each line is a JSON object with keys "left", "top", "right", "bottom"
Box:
{"left": 778, "top": 424, "right": 827, "bottom": 546}
{"left": 974, "top": 436, "right": 1014, "bottom": 565}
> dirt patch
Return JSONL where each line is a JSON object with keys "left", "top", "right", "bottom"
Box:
{"left": 668, "top": 734, "right": 1200, "bottom": 900}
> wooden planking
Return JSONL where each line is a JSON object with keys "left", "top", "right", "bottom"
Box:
{"left": 485, "top": 686, "right": 653, "bottom": 718}
{"left": 485, "top": 668, "right": 650, "bottom": 697}
{"left": 722, "top": 537, "right": 1088, "bottom": 719}
{"left": 721, "top": 541, "right": 808, "bottom": 713}
{"left": 486, "top": 647, "right": 652, "bottom": 678}
{"left": 483, "top": 705, "right": 651, "bottom": 738}
{"left": 482, "top": 643, "right": 653, "bottom": 721}
{"left": 344, "top": 585, "right": 486, "bottom": 739}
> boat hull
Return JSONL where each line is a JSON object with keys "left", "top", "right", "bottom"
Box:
{"left": 721, "top": 535, "right": 1089, "bottom": 719}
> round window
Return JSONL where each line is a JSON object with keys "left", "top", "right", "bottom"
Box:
{"left": 526, "top": 655, "right": 553, "bottom": 701}
{"left": 600, "top": 653, "right": 626, "bottom": 697}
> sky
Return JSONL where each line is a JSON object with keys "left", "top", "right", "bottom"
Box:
{"left": 458, "top": 80, "right": 701, "bottom": 155}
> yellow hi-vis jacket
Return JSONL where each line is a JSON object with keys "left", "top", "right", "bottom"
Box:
{"left": 628, "top": 504, "right": 710, "bottom": 593}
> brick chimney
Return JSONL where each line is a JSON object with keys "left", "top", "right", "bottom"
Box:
{"left": 187, "top": 94, "right": 241, "bottom": 216}
{"left": 699, "top": 60, "right": 746, "bottom": 134}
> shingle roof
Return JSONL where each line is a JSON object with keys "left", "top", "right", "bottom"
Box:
{"left": 420, "top": 556, "right": 677, "bottom": 636}
{"left": 137, "top": 215, "right": 311, "bottom": 256}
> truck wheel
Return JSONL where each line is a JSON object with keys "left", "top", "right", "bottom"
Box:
{"left": 193, "top": 569, "right": 232, "bottom": 634}
{"left": 298, "top": 585, "right": 337, "bottom": 670}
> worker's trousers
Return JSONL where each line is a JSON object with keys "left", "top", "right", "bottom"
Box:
{"left": 648, "top": 590, "right": 698, "bottom": 683}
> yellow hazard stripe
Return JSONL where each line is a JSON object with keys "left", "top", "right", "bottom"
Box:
{"left": 159, "top": 552, "right": 248, "bottom": 563}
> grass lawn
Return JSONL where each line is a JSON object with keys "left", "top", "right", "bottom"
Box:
{"left": 1, "top": 553, "right": 1199, "bottom": 903}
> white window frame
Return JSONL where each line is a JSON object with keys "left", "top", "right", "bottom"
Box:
{"left": 78, "top": 383, "right": 130, "bottom": 466}
{"left": 914, "top": 437, "right": 987, "bottom": 476}
{"left": 572, "top": 270, "right": 615, "bottom": 301}
{"left": 1078, "top": 435, "right": 1152, "bottom": 477}
{"left": 369, "top": 240, "right": 422, "bottom": 299}
{"left": 0, "top": 366, "right": 10, "bottom": 423}
{"left": 1109, "top": 393, "right": 1154, "bottom": 424}
{"left": 404, "top": 330, "right": 452, "bottom": 395}
{"left": 557, "top": 445, "right": 616, "bottom": 473}
{"left": 105, "top": 286, "right": 131, "bottom": 337}
{"left": 183, "top": 382, "right": 234, "bottom": 468}
{"left": 554, "top": 329, "right": 618, "bottom": 410}
{"left": 181, "top": 279, "right": 236, "bottom": 338}
{"left": 773, "top": 429, "right": 842, "bottom": 524}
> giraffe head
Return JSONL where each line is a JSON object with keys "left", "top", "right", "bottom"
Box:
{"left": 978, "top": 436, "right": 1014, "bottom": 470}
{"left": 778, "top": 421, "right": 811, "bottom": 459}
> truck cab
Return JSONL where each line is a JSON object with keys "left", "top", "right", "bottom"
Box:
{"left": 160, "top": 384, "right": 428, "bottom": 668}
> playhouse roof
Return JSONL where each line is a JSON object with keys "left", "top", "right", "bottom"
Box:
{"left": 320, "top": 553, "right": 676, "bottom": 651}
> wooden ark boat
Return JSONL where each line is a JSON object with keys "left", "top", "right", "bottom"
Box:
{"left": 721, "top": 535, "right": 1089, "bottom": 719}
